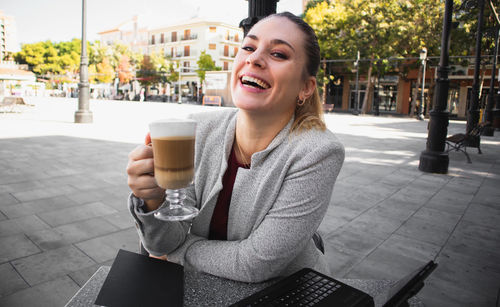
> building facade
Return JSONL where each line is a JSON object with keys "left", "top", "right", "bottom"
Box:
{"left": 98, "top": 15, "right": 149, "bottom": 54}
{"left": 0, "top": 10, "right": 18, "bottom": 62}
{"left": 147, "top": 18, "right": 242, "bottom": 90}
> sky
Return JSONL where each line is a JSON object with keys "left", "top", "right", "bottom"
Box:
{"left": 0, "top": 0, "right": 303, "bottom": 49}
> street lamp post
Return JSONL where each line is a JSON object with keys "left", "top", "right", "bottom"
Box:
{"left": 419, "top": 0, "right": 453, "bottom": 174}
{"left": 483, "top": 25, "right": 499, "bottom": 135}
{"left": 418, "top": 48, "right": 428, "bottom": 121}
{"left": 239, "top": 0, "right": 279, "bottom": 36}
{"left": 466, "top": 0, "right": 485, "bottom": 136}
{"left": 74, "top": 0, "right": 93, "bottom": 123}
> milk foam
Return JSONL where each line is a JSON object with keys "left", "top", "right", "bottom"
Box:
{"left": 149, "top": 118, "right": 196, "bottom": 138}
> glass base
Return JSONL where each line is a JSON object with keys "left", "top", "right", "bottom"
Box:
{"left": 154, "top": 205, "right": 199, "bottom": 221}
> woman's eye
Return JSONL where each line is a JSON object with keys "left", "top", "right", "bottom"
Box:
{"left": 271, "top": 52, "right": 288, "bottom": 59}
{"left": 241, "top": 46, "right": 254, "bottom": 52}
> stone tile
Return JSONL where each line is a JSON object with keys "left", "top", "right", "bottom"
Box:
{"left": 37, "top": 202, "right": 117, "bottom": 227}
{"left": 0, "top": 211, "right": 6, "bottom": 221}
{"left": 75, "top": 227, "right": 139, "bottom": 263}
{"left": 0, "top": 180, "right": 46, "bottom": 195}
{"left": 0, "top": 234, "right": 41, "bottom": 263}
{"left": 11, "top": 185, "right": 78, "bottom": 203}
{"left": 68, "top": 259, "right": 114, "bottom": 287}
{"left": 345, "top": 250, "right": 425, "bottom": 281}
{"left": 323, "top": 228, "right": 385, "bottom": 256}
{"left": 100, "top": 195, "right": 129, "bottom": 212}
{"left": 0, "top": 193, "right": 19, "bottom": 208}
{"left": 395, "top": 216, "right": 454, "bottom": 246}
{"left": 11, "top": 245, "right": 95, "bottom": 286}
{"left": 66, "top": 189, "right": 115, "bottom": 205}
{"left": 1, "top": 195, "right": 79, "bottom": 219}
{"left": 462, "top": 203, "right": 500, "bottom": 230}
{"left": 0, "top": 275, "right": 79, "bottom": 307}
{"left": 425, "top": 188, "right": 474, "bottom": 214}
{"left": 101, "top": 211, "right": 135, "bottom": 230}
{"left": 412, "top": 206, "right": 461, "bottom": 228}
{"left": 0, "top": 215, "right": 50, "bottom": 238}
{"left": 375, "top": 234, "right": 440, "bottom": 262}
{"left": 431, "top": 255, "right": 500, "bottom": 299}
{"left": 369, "top": 199, "right": 417, "bottom": 222}
{"left": 0, "top": 263, "right": 29, "bottom": 296}
{"left": 342, "top": 213, "right": 404, "bottom": 240}
{"left": 323, "top": 245, "right": 365, "bottom": 278}
{"left": 418, "top": 276, "right": 494, "bottom": 307}
{"left": 27, "top": 217, "right": 119, "bottom": 251}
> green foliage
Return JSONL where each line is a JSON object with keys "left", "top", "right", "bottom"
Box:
{"left": 196, "top": 51, "right": 221, "bottom": 84}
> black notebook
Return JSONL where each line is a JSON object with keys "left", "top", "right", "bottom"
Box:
{"left": 95, "top": 249, "right": 183, "bottom": 307}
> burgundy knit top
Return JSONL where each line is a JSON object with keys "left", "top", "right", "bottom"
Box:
{"left": 208, "top": 147, "right": 250, "bottom": 240}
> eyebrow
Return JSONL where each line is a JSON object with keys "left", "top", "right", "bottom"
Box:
{"left": 246, "top": 34, "right": 295, "bottom": 52}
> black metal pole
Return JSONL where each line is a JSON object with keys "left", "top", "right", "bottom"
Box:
{"left": 75, "top": 0, "right": 93, "bottom": 123}
{"left": 419, "top": 0, "right": 453, "bottom": 174}
{"left": 239, "top": 0, "right": 279, "bottom": 36}
{"left": 466, "top": 0, "right": 485, "bottom": 134}
{"left": 483, "top": 26, "right": 499, "bottom": 136}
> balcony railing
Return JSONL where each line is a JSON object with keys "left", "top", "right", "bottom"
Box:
{"left": 181, "top": 34, "right": 198, "bottom": 41}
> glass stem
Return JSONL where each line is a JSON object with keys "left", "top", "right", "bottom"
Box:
{"left": 165, "top": 189, "right": 186, "bottom": 209}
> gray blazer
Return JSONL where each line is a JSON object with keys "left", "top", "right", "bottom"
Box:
{"left": 129, "top": 109, "right": 344, "bottom": 283}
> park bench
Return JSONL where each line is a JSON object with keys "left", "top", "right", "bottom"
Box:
{"left": 445, "top": 122, "right": 486, "bottom": 163}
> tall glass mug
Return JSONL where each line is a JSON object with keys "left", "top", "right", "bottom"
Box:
{"left": 149, "top": 118, "right": 198, "bottom": 221}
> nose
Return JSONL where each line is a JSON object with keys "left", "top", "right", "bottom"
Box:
{"left": 245, "top": 50, "right": 265, "bottom": 68}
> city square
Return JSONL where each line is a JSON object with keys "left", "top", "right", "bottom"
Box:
{"left": 0, "top": 97, "right": 499, "bottom": 306}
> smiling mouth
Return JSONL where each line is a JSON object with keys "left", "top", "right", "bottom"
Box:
{"left": 240, "top": 75, "right": 271, "bottom": 90}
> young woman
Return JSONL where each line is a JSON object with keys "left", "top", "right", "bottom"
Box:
{"left": 126, "top": 12, "right": 344, "bottom": 283}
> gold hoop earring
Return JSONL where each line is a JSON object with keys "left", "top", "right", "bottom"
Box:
{"left": 297, "top": 97, "right": 305, "bottom": 106}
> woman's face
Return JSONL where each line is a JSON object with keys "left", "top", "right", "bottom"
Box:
{"left": 230, "top": 17, "right": 315, "bottom": 116}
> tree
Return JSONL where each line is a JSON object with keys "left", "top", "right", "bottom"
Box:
{"left": 136, "top": 55, "right": 160, "bottom": 88}
{"left": 305, "top": 0, "right": 444, "bottom": 114}
{"left": 96, "top": 57, "right": 115, "bottom": 84}
{"left": 196, "top": 51, "right": 221, "bottom": 87}
{"left": 118, "top": 54, "right": 133, "bottom": 84}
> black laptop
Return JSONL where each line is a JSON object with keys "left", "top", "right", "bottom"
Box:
{"left": 231, "top": 261, "right": 437, "bottom": 307}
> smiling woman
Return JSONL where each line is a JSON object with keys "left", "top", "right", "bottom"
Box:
{"left": 126, "top": 12, "right": 345, "bottom": 283}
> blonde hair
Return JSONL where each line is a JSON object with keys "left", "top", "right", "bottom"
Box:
{"left": 291, "top": 89, "right": 326, "bottom": 132}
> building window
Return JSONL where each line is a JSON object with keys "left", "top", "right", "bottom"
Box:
{"left": 183, "top": 61, "right": 190, "bottom": 73}
{"left": 224, "top": 45, "right": 229, "bottom": 57}
{"left": 209, "top": 26, "right": 216, "bottom": 33}
{"left": 223, "top": 61, "right": 228, "bottom": 71}
{"left": 184, "top": 45, "right": 190, "bottom": 57}
{"left": 209, "top": 43, "right": 216, "bottom": 50}
{"left": 160, "top": 33, "right": 164, "bottom": 44}
{"left": 184, "top": 29, "right": 191, "bottom": 40}
{"left": 172, "top": 31, "right": 177, "bottom": 42}
{"left": 171, "top": 47, "right": 174, "bottom": 57}
{"left": 234, "top": 33, "right": 239, "bottom": 42}
{"left": 151, "top": 34, "right": 155, "bottom": 45}
{"left": 233, "top": 47, "right": 238, "bottom": 57}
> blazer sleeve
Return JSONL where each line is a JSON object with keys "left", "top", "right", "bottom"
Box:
{"left": 168, "top": 139, "right": 345, "bottom": 282}
{"left": 128, "top": 184, "right": 197, "bottom": 257}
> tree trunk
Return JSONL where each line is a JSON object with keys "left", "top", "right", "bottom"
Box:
{"left": 410, "top": 66, "right": 422, "bottom": 116}
{"left": 360, "top": 60, "right": 373, "bottom": 114}
{"left": 322, "top": 59, "right": 327, "bottom": 105}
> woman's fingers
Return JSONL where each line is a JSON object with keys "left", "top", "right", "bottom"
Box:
{"left": 127, "top": 157, "right": 154, "bottom": 177}
{"left": 132, "top": 186, "right": 165, "bottom": 200}
{"left": 128, "top": 144, "right": 153, "bottom": 162}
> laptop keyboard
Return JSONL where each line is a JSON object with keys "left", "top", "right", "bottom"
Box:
{"left": 231, "top": 268, "right": 374, "bottom": 307}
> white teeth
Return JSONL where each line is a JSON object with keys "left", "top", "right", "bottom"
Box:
{"left": 241, "top": 75, "right": 270, "bottom": 89}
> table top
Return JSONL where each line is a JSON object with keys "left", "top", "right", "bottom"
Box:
{"left": 66, "top": 266, "right": 424, "bottom": 307}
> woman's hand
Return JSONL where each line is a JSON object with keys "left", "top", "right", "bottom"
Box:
{"left": 126, "top": 132, "right": 165, "bottom": 212}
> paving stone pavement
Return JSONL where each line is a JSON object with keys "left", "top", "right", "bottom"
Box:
{"left": 0, "top": 97, "right": 499, "bottom": 306}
